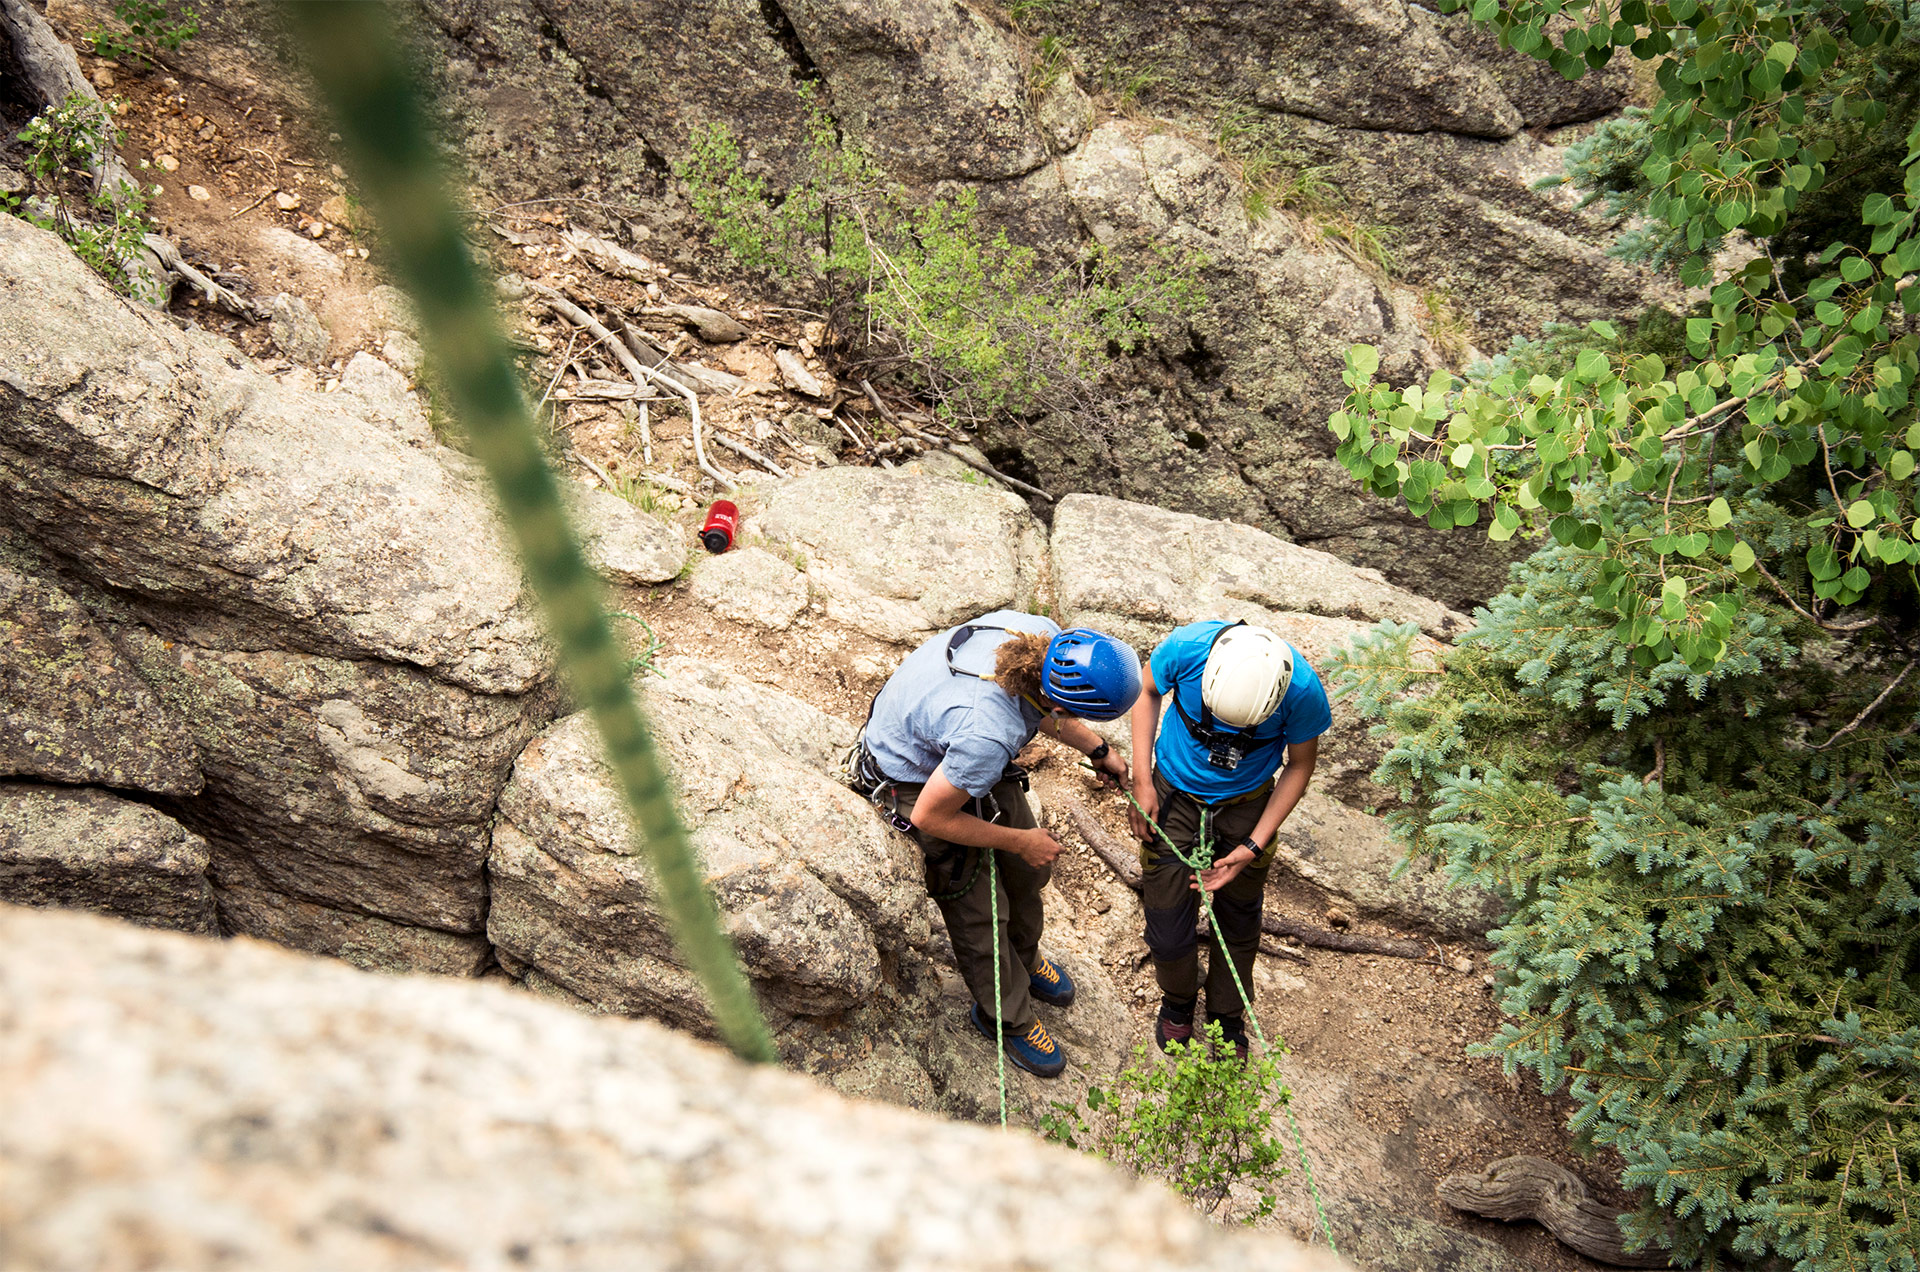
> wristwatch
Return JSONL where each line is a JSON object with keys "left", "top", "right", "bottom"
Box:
{"left": 1086, "top": 742, "right": 1111, "bottom": 762}
{"left": 1239, "top": 837, "right": 1261, "bottom": 857}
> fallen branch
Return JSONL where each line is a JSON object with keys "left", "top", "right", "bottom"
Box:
{"left": 623, "top": 324, "right": 766, "bottom": 397}
{"left": 638, "top": 470, "right": 698, "bottom": 498}
{"left": 1069, "top": 800, "right": 1434, "bottom": 961}
{"left": 570, "top": 450, "right": 621, "bottom": 494}
{"left": 711, "top": 431, "right": 789, "bottom": 478}
{"left": 562, "top": 228, "right": 657, "bottom": 282}
{"left": 551, "top": 381, "right": 666, "bottom": 402}
{"left": 1067, "top": 804, "right": 1143, "bottom": 888}
{"left": 1257, "top": 937, "right": 1310, "bottom": 964}
{"left": 142, "top": 234, "right": 255, "bottom": 316}
{"left": 531, "top": 283, "right": 705, "bottom": 481}
{"left": 861, "top": 379, "right": 1051, "bottom": 501}
{"left": 1259, "top": 911, "right": 1429, "bottom": 961}
{"left": 1440, "top": 1156, "right": 1672, "bottom": 1268}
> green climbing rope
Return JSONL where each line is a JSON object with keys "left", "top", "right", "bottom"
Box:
{"left": 988, "top": 845, "right": 1008, "bottom": 1129}
{"left": 290, "top": 2, "right": 775, "bottom": 1065}
{"left": 1115, "top": 780, "right": 1342, "bottom": 1254}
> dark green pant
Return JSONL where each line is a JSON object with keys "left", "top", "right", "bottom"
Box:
{"left": 889, "top": 777, "right": 1047, "bottom": 1029}
{"left": 1140, "top": 770, "right": 1273, "bottom": 1019}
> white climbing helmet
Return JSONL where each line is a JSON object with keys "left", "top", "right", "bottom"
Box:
{"left": 1201, "top": 624, "right": 1293, "bottom": 728}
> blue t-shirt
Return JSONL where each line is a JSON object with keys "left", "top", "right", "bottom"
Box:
{"left": 864, "top": 610, "right": 1060, "bottom": 798}
{"left": 1148, "top": 620, "right": 1331, "bottom": 803}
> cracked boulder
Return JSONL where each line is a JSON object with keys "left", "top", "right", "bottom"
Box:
{"left": 745, "top": 468, "right": 1044, "bottom": 644}
{"left": 0, "top": 535, "right": 202, "bottom": 795}
{"left": 489, "top": 657, "right": 928, "bottom": 1028}
{"left": 0, "top": 213, "right": 562, "bottom": 971}
{"left": 1053, "top": 493, "right": 1466, "bottom": 646}
{"left": 0, "top": 783, "right": 216, "bottom": 935}
{"left": 0, "top": 904, "right": 1344, "bottom": 1272}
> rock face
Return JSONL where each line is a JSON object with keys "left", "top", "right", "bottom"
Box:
{"left": 1052, "top": 493, "right": 1466, "bottom": 648}
{"left": 0, "top": 904, "right": 1345, "bottom": 1272}
{"left": 0, "top": 785, "right": 216, "bottom": 934}
{"left": 490, "top": 657, "right": 925, "bottom": 1026}
{"left": 382, "top": 0, "right": 1658, "bottom": 609}
{"left": 1274, "top": 792, "right": 1501, "bottom": 943}
{"left": 688, "top": 545, "right": 810, "bottom": 630}
{"left": 747, "top": 468, "right": 1045, "bottom": 644}
{"left": 0, "top": 538, "right": 202, "bottom": 794}
{"left": 0, "top": 213, "right": 572, "bottom": 970}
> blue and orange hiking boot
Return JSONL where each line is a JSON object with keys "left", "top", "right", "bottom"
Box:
{"left": 1155, "top": 997, "right": 1196, "bottom": 1053}
{"left": 1028, "top": 955, "right": 1076, "bottom": 1008}
{"left": 970, "top": 1003, "right": 1067, "bottom": 1078}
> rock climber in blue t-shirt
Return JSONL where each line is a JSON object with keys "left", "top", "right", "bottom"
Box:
{"left": 1126, "top": 619, "right": 1331, "bottom": 1059}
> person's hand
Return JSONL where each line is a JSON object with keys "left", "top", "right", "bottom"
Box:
{"left": 1094, "top": 747, "right": 1130, "bottom": 789}
{"left": 1127, "top": 781, "right": 1160, "bottom": 843}
{"left": 1013, "top": 827, "right": 1065, "bottom": 868}
{"left": 1194, "top": 845, "right": 1256, "bottom": 893}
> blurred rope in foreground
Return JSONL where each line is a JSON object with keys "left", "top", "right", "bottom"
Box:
{"left": 289, "top": 1, "right": 776, "bottom": 1065}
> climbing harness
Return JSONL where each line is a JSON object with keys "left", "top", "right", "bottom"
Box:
{"left": 1116, "top": 777, "right": 1342, "bottom": 1255}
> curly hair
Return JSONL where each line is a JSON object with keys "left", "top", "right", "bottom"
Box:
{"left": 993, "top": 631, "right": 1050, "bottom": 704}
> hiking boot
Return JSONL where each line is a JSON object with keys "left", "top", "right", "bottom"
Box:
{"left": 1209, "top": 1012, "right": 1251, "bottom": 1062}
{"left": 1028, "top": 955, "right": 1076, "bottom": 1008}
{"left": 969, "top": 1003, "right": 1068, "bottom": 1078}
{"left": 1155, "top": 997, "right": 1196, "bottom": 1053}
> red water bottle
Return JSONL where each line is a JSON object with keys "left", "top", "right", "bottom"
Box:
{"left": 699, "top": 498, "right": 738, "bottom": 553}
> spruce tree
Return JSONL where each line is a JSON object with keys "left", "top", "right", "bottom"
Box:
{"left": 1329, "top": 0, "right": 1920, "bottom": 1265}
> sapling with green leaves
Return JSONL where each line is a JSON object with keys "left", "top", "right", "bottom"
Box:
{"left": 1042, "top": 1022, "right": 1290, "bottom": 1223}
{"left": 4, "top": 95, "right": 157, "bottom": 297}
{"left": 674, "top": 91, "right": 1205, "bottom": 433}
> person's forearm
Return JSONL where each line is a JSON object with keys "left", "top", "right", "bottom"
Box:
{"left": 1049, "top": 717, "right": 1109, "bottom": 756}
{"left": 912, "top": 802, "right": 1035, "bottom": 852}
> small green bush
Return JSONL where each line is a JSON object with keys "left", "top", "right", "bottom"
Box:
{"left": 3, "top": 95, "right": 158, "bottom": 297}
{"left": 674, "top": 90, "right": 1205, "bottom": 433}
{"left": 88, "top": 0, "right": 200, "bottom": 67}
{"left": 1042, "top": 1020, "right": 1290, "bottom": 1221}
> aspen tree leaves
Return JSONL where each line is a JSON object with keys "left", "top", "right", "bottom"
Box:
{"left": 1332, "top": 0, "right": 1920, "bottom": 672}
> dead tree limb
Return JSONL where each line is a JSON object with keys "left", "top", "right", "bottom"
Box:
{"left": 531, "top": 284, "right": 701, "bottom": 479}
{"left": 1439, "top": 1157, "right": 1672, "bottom": 1268}
{"left": 711, "top": 432, "right": 788, "bottom": 479}
{"left": 1257, "top": 937, "right": 1310, "bottom": 964}
{"left": 860, "top": 378, "right": 1052, "bottom": 501}
{"left": 1069, "top": 800, "right": 1434, "bottom": 962}
{"left": 1067, "top": 804, "right": 1142, "bottom": 889}
{"left": 1259, "top": 912, "right": 1430, "bottom": 961}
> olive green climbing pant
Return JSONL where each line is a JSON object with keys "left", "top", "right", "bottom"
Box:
{"left": 1139, "top": 770, "right": 1275, "bottom": 1020}
{"left": 887, "top": 776, "right": 1048, "bottom": 1030}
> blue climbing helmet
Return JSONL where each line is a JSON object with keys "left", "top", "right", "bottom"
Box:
{"left": 1041, "top": 628, "right": 1142, "bottom": 721}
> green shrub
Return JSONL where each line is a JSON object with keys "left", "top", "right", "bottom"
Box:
{"left": 1042, "top": 1021, "right": 1290, "bottom": 1221}
{"left": 88, "top": 0, "right": 200, "bottom": 66}
{"left": 674, "top": 90, "right": 1205, "bottom": 432}
{"left": 1330, "top": 3, "right": 1920, "bottom": 1265}
{"left": 3, "top": 95, "right": 157, "bottom": 297}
